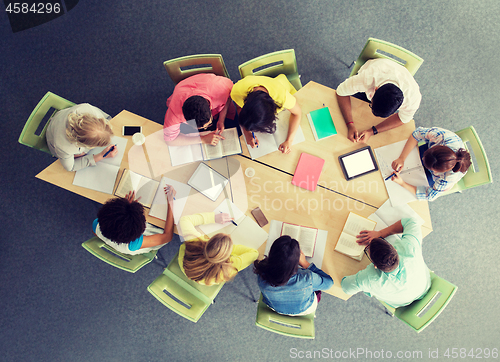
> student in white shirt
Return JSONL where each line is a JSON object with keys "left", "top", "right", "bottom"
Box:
{"left": 336, "top": 58, "right": 422, "bottom": 143}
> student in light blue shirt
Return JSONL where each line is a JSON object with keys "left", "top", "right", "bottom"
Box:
{"left": 341, "top": 218, "right": 431, "bottom": 308}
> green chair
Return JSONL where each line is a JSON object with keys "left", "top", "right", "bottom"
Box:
{"left": 255, "top": 295, "right": 315, "bottom": 339}
{"left": 18, "top": 91, "right": 75, "bottom": 154}
{"left": 82, "top": 236, "right": 158, "bottom": 273}
{"left": 147, "top": 252, "right": 225, "bottom": 322}
{"left": 238, "top": 49, "right": 302, "bottom": 91}
{"left": 441, "top": 126, "right": 492, "bottom": 195}
{"left": 163, "top": 54, "right": 230, "bottom": 85}
{"left": 380, "top": 271, "right": 458, "bottom": 333}
{"left": 349, "top": 38, "right": 424, "bottom": 77}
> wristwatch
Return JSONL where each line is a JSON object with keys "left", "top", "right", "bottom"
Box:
{"left": 371, "top": 125, "right": 378, "bottom": 135}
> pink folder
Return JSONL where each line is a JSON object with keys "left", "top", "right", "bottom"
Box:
{"left": 291, "top": 153, "right": 325, "bottom": 191}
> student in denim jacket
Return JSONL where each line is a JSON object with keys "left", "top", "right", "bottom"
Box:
{"left": 254, "top": 236, "right": 333, "bottom": 316}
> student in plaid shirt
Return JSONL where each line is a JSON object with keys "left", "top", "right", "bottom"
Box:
{"left": 389, "top": 126, "right": 471, "bottom": 201}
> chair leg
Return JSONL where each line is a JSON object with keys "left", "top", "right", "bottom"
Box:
{"left": 153, "top": 250, "right": 168, "bottom": 268}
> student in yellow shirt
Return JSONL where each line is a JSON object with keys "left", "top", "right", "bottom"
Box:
{"left": 177, "top": 212, "right": 259, "bottom": 285}
{"left": 230, "top": 74, "right": 301, "bottom": 154}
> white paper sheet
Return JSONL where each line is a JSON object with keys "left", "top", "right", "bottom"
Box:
{"left": 149, "top": 176, "right": 192, "bottom": 224}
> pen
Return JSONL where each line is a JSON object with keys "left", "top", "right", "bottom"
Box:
{"left": 252, "top": 132, "right": 258, "bottom": 148}
{"left": 385, "top": 173, "right": 396, "bottom": 181}
{"left": 220, "top": 211, "right": 237, "bottom": 226}
{"left": 103, "top": 145, "right": 115, "bottom": 158}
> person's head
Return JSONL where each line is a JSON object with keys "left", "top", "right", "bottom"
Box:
{"left": 370, "top": 84, "right": 404, "bottom": 118}
{"left": 182, "top": 95, "right": 213, "bottom": 129}
{"left": 253, "top": 235, "right": 301, "bottom": 287}
{"left": 97, "top": 197, "right": 146, "bottom": 244}
{"left": 365, "top": 238, "right": 399, "bottom": 272}
{"left": 422, "top": 145, "right": 471, "bottom": 173}
{"left": 239, "top": 90, "right": 279, "bottom": 134}
{"left": 66, "top": 113, "right": 113, "bottom": 148}
{"left": 183, "top": 233, "right": 236, "bottom": 284}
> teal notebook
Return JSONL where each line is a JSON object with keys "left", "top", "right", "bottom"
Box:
{"left": 307, "top": 107, "right": 337, "bottom": 141}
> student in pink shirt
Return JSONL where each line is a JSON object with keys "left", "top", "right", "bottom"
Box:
{"left": 163, "top": 73, "right": 237, "bottom": 146}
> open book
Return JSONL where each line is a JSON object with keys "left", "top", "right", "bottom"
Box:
{"left": 281, "top": 222, "right": 318, "bottom": 257}
{"left": 374, "top": 140, "right": 429, "bottom": 207}
{"left": 168, "top": 128, "right": 242, "bottom": 167}
{"left": 247, "top": 111, "right": 305, "bottom": 160}
{"left": 335, "top": 212, "right": 377, "bottom": 261}
{"left": 114, "top": 169, "right": 160, "bottom": 208}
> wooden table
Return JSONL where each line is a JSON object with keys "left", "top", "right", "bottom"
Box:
{"left": 37, "top": 82, "right": 432, "bottom": 300}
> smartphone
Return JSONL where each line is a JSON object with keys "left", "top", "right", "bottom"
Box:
{"left": 251, "top": 207, "right": 268, "bottom": 227}
{"left": 122, "top": 125, "right": 142, "bottom": 136}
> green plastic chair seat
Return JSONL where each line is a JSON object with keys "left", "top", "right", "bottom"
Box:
{"left": 350, "top": 38, "right": 424, "bottom": 77}
{"left": 163, "top": 54, "right": 230, "bottom": 84}
{"left": 147, "top": 252, "right": 224, "bottom": 322}
{"left": 255, "top": 295, "right": 315, "bottom": 339}
{"left": 238, "top": 49, "right": 302, "bottom": 91}
{"left": 441, "top": 126, "right": 492, "bottom": 195}
{"left": 82, "top": 236, "right": 157, "bottom": 273}
{"left": 18, "top": 91, "right": 75, "bottom": 154}
{"left": 380, "top": 271, "right": 458, "bottom": 333}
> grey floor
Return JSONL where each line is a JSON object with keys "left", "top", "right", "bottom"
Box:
{"left": 1, "top": 1, "right": 499, "bottom": 361}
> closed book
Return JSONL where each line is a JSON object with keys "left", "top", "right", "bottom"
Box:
{"left": 307, "top": 107, "right": 337, "bottom": 141}
{"left": 291, "top": 153, "right": 325, "bottom": 191}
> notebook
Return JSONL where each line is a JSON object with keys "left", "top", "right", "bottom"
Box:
{"left": 307, "top": 107, "right": 337, "bottom": 141}
{"left": 291, "top": 153, "right": 325, "bottom": 191}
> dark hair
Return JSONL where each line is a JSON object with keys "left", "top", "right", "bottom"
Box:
{"left": 367, "top": 238, "right": 399, "bottom": 272}
{"left": 253, "top": 236, "right": 300, "bottom": 286}
{"left": 182, "top": 95, "right": 212, "bottom": 128}
{"left": 370, "top": 84, "right": 404, "bottom": 118}
{"left": 422, "top": 145, "right": 471, "bottom": 173}
{"left": 97, "top": 197, "right": 146, "bottom": 244}
{"left": 239, "top": 91, "right": 279, "bottom": 133}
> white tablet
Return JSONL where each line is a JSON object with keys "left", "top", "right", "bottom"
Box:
{"left": 187, "top": 162, "right": 229, "bottom": 201}
{"left": 339, "top": 146, "right": 379, "bottom": 180}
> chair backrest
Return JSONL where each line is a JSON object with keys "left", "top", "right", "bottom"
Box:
{"left": 394, "top": 271, "right": 458, "bottom": 333}
{"left": 147, "top": 252, "right": 224, "bottom": 322}
{"left": 82, "top": 236, "right": 157, "bottom": 273}
{"left": 350, "top": 38, "right": 424, "bottom": 77}
{"left": 454, "top": 126, "right": 492, "bottom": 190}
{"left": 163, "top": 54, "right": 230, "bottom": 85}
{"left": 238, "top": 49, "right": 302, "bottom": 91}
{"left": 18, "top": 91, "right": 75, "bottom": 154}
{"left": 255, "top": 295, "right": 315, "bottom": 339}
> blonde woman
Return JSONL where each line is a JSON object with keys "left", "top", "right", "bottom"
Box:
{"left": 46, "top": 103, "right": 118, "bottom": 171}
{"left": 178, "top": 212, "right": 259, "bottom": 285}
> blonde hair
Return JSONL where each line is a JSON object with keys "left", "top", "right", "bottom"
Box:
{"left": 66, "top": 113, "right": 113, "bottom": 148}
{"left": 183, "top": 233, "right": 236, "bottom": 285}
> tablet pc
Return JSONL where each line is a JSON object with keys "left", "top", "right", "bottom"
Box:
{"left": 188, "top": 162, "right": 228, "bottom": 201}
{"left": 338, "top": 146, "right": 378, "bottom": 180}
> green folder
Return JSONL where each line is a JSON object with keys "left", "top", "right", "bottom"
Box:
{"left": 307, "top": 107, "right": 337, "bottom": 141}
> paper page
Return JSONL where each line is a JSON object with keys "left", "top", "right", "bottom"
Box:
{"left": 86, "top": 135, "right": 128, "bottom": 167}
{"left": 115, "top": 170, "right": 159, "bottom": 207}
{"left": 168, "top": 143, "right": 204, "bottom": 167}
{"left": 273, "top": 113, "right": 305, "bottom": 146}
{"left": 374, "top": 199, "right": 425, "bottom": 227}
{"left": 188, "top": 163, "right": 228, "bottom": 201}
{"left": 297, "top": 226, "right": 318, "bottom": 257}
{"left": 247, "top": 131, "right": 278, "bottom": 160}
{"left": 342, "top": 148, "right": 376, "bottom": 179}
{"left": 72, "top": 162, "right": 119, "bottom": 194}
{"left": 149, "top": 176, "right": 192, "bottom": 224}
{"left": 368, "top": 214, "right": 389, "bottom": 231}
{"left": 198, "top": 199, "right": 246, "bottom": 235}
{"left": 281, "top": 223, "right": 301, "bottom": 240}
{"left": 220, "top": 128, "right": 242, "bottom": 156}
{"left": 228, "top": 216, "right": 269, "bottom": 250}
{"left": 335, "top": 232, "right": 364, "bottom": 260}
{"left": 202, "top": 142, "right": 223, "bottom": 160}
{"left": 344, "top": 212, "right": 377, "bottom": 237}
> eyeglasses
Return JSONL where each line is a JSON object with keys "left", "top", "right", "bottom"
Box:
{"left": 364, "top": 245, "right": 372, "bottom": 263}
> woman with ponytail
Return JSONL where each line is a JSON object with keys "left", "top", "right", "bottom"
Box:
{"left": 390, "top": 126, "right": 471, "bottom": 201}
{"left": 178, "top": 212, "right": 258, "bottom": 285}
